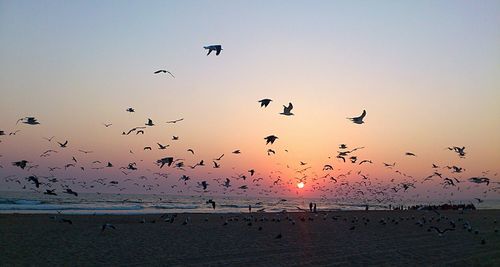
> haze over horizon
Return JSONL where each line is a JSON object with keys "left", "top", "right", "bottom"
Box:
{"left": 1, "top": 1, "right": 499, "bottom": 201}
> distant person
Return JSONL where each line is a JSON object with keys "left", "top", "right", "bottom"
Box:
{"left": 309, "top": 202, "right": 313, "bottom": 212}
{"left": 249, "top": 204, "right": 252, "bottom": 213}
{"left": 313, "top": 203, "right": 317, "bottom": 213}
{"left": 365, "top": 204, "right": 369, "bottom": 211}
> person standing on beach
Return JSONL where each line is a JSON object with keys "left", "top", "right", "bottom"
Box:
{"left": 313, "top": 203, "right": 317, "bottom": 213}
{"left": 309, "top": 202, "right": 313, "bottom": 212}
{"left": 249, "top": 204, "right": 252, "bottom": 213}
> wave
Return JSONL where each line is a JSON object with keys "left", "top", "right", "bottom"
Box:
{"left": 151, "top": 205, "right": 198, "bottom": 210}
{"left": 0, "top": 204, "right": 144, "bottom": 211}
{"left": 0, "top": 199, "right": 44, "bottom": 205}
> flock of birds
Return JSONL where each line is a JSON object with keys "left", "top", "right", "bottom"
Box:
{"left": 0, "top": 44, "right": 499, "bottom": 212}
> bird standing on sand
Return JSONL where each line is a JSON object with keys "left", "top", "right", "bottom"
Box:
{"left": 204, "top": 45, "right": 223, "bottom": 56}
{"left": 101, "top": 223, "right": 116, "bottom": 232}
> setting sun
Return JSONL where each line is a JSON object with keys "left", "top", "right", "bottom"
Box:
{"left": 297, "top": 182, "right": 304, "bottom": 189}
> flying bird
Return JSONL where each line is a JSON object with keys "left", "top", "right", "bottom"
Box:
{"left": 145, "top": 119, "right": 155, "bottom": 126}
{"left": 57, "top": 140, "right": 68, "bottom": 148}
{"left": 258, "top": 99, "right": 272, "bottom": 108}
{"left": 280, "top": 103, "right": 294, "bottom": 116}
{"left": 166, "top": 118, "right": 184, "bottom": 124}
{"left": 264, "top": 135, "right": 278, "bottom": 145}
{"left": 126, "top": 108, "right": 135, "bottom": 112}
{"left": 17, "top": 117, "right": 40, "bottom": 125}
{"left": 347, "top": 110, "right": 366, "bottom": 124}
{"left": 154, "top": 69, "right": 175, "bottom": 78}
{"left": 204, "top": 45, "right": 223, "bottom": 56}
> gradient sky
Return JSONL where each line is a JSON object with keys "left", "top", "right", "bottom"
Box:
{"left": 1, "top": 0, "right": 499, "bottom": 200}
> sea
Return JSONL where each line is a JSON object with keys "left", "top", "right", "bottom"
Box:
{"left": 1, "top": 191, "right": 499, "bottom": 214}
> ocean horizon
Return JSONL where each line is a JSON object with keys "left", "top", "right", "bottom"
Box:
{"left": 1, "top": 190, "right": 499, "bottom": 214}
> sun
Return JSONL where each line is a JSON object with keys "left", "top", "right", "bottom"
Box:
{"left": 297, "top": 182, "right": 304, "bottom": 189}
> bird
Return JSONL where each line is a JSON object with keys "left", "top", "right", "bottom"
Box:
{"left": 12, "top": 160, "right": 28, "bottom": 169}
{"left": 157, "top": 143, "right": 169, "bottom": 150}
{"left": 17, "top": 117, "right": 40, "bottom": 125}
{"left": 64, "top": 188, "right": 78, "bottom": 197}
{"left": 280, "top": 103, "right": 294, "bottom": 116}
{"left": 213, "top": 161, "right": 220, "bottom": 168}
{"left": 103, "top": 123, "right": 112, "bottom": 127}
{"left": 101, "top": 223, "right": 116, "bottom": 232}
{"left": 187, "top": 149, "right": 195, "bottom": 154}
{"left": 157, "top": 157, "right": 174, "bottom": 168}
{"left": 347, "top": 110, "right": 366, "bottom": 124}
{"left": 144, "top": 146, "right": 152, "bottom": 150}
{"left": 126, "top": 107, "right": 135, "bottom": 112}
{"left": 145, "top": 119, "right": 155, "bottom": 126}
{"left": 44, "top": 189, "right": 57, "bottom": 196}
{"left": 198, "top": 181, "right": 209, "bottom": 190}
{"left": 214, "top": 154, "right": 224, "bottom": 161}
{"left": 172, "top": 136, "right": 179, "bottom": 140}
{"left": 428, "top": 226, "right": 455, "bottom": 236}
{"left": 154, "top": 69, "right": 175, "bottom": 78}
{"left": 166, "top": 118, "right": 184, "bottom": 124}
{"left": 258, "top": 99, "right": 272, "bottom": 108}
{"left": 248, "top": 169, "right": 255, "bottom": 176}
{"left": 27, "top": 175, "right": 40, "bottom": 188}
{"left": 204, "top": 45, "right": 223, "bottom": 56}
{"left": 232, "top": 150, "right": 241, "bottom": 154}
{"left": 405, "top": 152, "right": 417, "bottom": 157}
{"left": 264, "top": 135, "right": 278, "bottom": 145}
{"left": 57, "top": 140, "right": 68, "bottom": 148}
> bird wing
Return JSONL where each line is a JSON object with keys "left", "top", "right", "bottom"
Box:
{"left": 359, "top": 110, "right": 367, "bottom": 119}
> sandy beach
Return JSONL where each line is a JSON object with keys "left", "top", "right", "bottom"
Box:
{"left": 1, "top": 210, "right": 499, "bottom": 266}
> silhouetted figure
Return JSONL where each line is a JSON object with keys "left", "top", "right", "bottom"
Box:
{"left": 309, "top": 202, "right": 313, "bottom": 212}
{"left": 249, "top": 204, "right": 252, "bottom": 213}
{"left": 313, "top": 203, "right": 317, "bottom": 213}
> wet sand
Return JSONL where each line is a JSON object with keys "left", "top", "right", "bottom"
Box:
{"left": 1, "top": 210, "right": 499, "bottom": 266}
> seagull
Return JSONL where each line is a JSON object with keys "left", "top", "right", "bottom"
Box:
{"left": 57, "top": 140, "right": 68, "bottom": 148}
{"left": 101, "top": 223, "right": 116, "bottom": 232}
{"left": 280, "top": 103, "right": 294, "bottom": 116}
{"left": 12, "top": 160, "right": 28, "bottom": 169}
{"left": 27, "top": 175, "right": 41, "bottom": 188}
{"left": 64, "top": 188, "right": 78, "bottom": 197}
{"left": 103, "top": 123, "right": 112, "bottom": 127}
{"left": 206, "top": 199, "right": 216, "bottom": 209}
{"left": 145, "top": 119, "right": 155, "bottom": 126}
{"left": 213, "top": 161, "right": 220, "bottom": 168}
{"left": 428, "top": 226, "right": 455, "bottom": 236}
{"left": 468, "top": 177, "right": 490, "bottom": 186}
{"left": 157, "top": 143, "right": 169, "bottom": 150}
{"left": 214, "top": 154, "right": 224, "bottom": 161}
{"left": 264, "top": 135, "right": 278, "bottom": 145}
{"left": 126, "top": 107, "right": 135, "bottom": 112}
{"left": 232, "top": 150, "right": 241, "bottom": 154}
{"left": 154, "top": 69, "right": 175, "bottom": 78}
{"left": 204, "top": 45, "right": 223, "bottom": 56}
{"left": 258, "top": 99, "right": 272, "bottom": 108}
{"left": 198, "top": 181, "right": 209, "bottom": 190}
{"left": 157, "top": 157, "right": 174, "bottom": 168}
{"left": 248, "top": 169, "right": 255, "bottom": 176}
{"left": 17, "top": 117, "right": 40, "bottom": 125}
{"left": 347, "top": 110, "right": 366, "bottom": 124}
{"left": 187, "top": 149, "right": 195, "bottom": 154}
{"left": 405, "top": 152, "right": 417, "bottom": 157}
{"left": 44, "top": 189, "right": 57, "bottom": 196}
{"left": 172, "top": 136, "right": 179, "bottom": 140}
{"left": 166, "top": 118, "right": 184, "bottom": 124}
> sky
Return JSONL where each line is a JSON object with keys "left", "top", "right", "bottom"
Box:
{"left": 0, "top": 0, "right": 499, "bottom": 200}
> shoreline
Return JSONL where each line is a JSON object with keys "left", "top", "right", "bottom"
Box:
{"left": 2, "top": 210, "right": 499, "bottom": 266}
